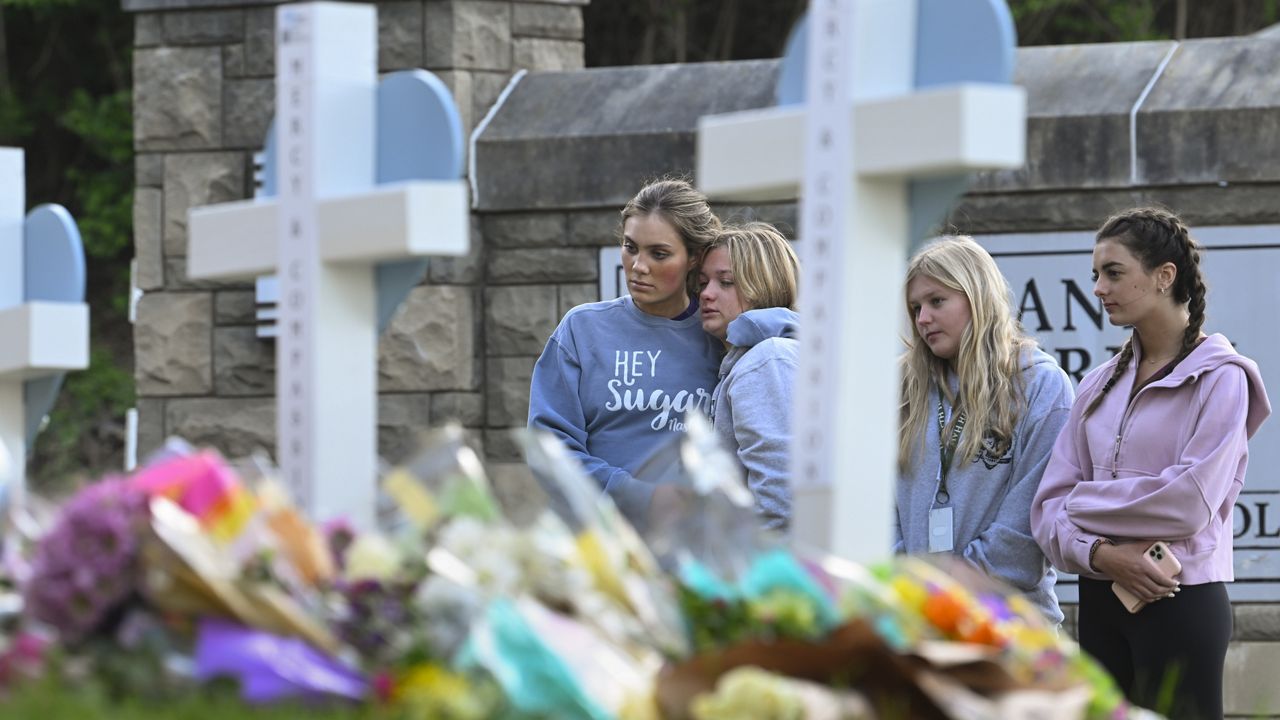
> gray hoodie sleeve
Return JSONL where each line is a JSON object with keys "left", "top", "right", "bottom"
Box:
{"left": 961, "top": 367, "right": 1074, "bottom": 592}
{"left": 724, "top": 341, "right": 796, "bottom": 531}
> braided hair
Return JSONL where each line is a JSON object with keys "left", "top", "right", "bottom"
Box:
{"left": 1083, "top": 207, "right": 1207, "bottom": 417}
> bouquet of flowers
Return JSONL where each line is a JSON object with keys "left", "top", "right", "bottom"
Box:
{"left": 0, "top": 421, "right": 1163, "bottom": 720}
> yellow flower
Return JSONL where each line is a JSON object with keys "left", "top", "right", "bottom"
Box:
{"left": 395, "top": 664, "right": 499, "bottom": 720}
{"left": 397, "top": 663, "right": 470, "bottom": 702}
{"left": 890, "top": 576, "right": 927, "bottom": 610}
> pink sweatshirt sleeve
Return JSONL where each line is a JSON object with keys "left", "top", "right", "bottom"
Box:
{"left": 1032, "top": 385, "right": 1107, "bottom": 576}
{"left": 1063, "top": 366, "right": 1249, "bottom": 540}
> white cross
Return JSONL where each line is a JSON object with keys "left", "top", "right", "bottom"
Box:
{"left": 186, "top": 2, "right": 469, "bottom": 529}
{"left": 0, "top": 148, "right": 90, "bottom": 511}
{"left": 696, "top": 0, "right": 1025, "bottom": 563}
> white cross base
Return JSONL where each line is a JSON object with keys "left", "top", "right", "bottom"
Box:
{"left": 696, "top": 0, "right": 1025, "bottom": 564}
{"left": 186, "top": 2, "right": 469, "bottom": 529}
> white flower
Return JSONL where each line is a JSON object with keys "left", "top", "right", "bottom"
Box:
{"left": 343, "top": 533, "right": 402, "bottom": 582}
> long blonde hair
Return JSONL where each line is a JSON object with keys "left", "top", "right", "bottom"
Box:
{"left": 898, "top": 236, "right": 1037, "bottom": 471}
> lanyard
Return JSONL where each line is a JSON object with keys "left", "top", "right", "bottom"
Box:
{"left": 935, "top": 398, "right": 965, "bottom": 505}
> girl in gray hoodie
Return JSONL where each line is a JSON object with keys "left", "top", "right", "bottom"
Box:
{"left": 894, "top": 236, "right": 1074, "bottom": 625}
{"left": 698, "top": 222, "right": 801, "bottom": 532}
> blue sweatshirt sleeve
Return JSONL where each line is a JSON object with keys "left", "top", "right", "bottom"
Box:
{"left": 962, "top": 367, "right": 1074, "bottom": 592}
{"left": 724, "top": 346, "right": 795, "bottom": 531}
{"left": 527, "top": 334, "right": 656, "bottom": 522}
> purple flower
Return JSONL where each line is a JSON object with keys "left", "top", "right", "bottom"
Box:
{"left": 23, "top": 478, "right": 150, "bottom": 643}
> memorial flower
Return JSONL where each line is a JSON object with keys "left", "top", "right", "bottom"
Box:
{"left": 23, "top": 478, "right": 150, "bottom": 643}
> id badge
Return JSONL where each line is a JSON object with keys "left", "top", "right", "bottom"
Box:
{"left": 928, "top": 507, "right": 955, "bottom": 553}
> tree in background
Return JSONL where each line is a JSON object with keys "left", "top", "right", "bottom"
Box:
{"left": 583, "top": 0, "right": 1280, "bottom": 67}
{"left": 1, "top": 0, "right": 135, "bottom": 488}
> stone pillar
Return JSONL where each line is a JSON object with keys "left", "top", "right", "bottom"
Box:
{"left": 125, "top": 0, "right": 589, "bottom": 466}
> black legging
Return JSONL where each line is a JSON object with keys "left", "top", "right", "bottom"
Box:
{"left": 1078, "top": 577, "right": 1232, "bottom": 720}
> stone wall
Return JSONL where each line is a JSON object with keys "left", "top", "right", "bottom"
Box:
{"left": 127, "top": 0, "right": 587, "bottom": 468}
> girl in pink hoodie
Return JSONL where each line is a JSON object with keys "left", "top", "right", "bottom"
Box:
{"left": 1032, "top": 208, "right": 1271, "bottom": 720}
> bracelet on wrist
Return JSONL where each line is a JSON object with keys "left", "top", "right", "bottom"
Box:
{"left": 1088, "top": 538, "right": 1114, "bottom": 572}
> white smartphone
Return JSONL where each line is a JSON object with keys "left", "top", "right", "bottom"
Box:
{"left": 1111, "top": 541, "right": 1182, "bottom": 614}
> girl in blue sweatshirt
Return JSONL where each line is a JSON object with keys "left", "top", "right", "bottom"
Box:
{"left": 698, "top": 222, "right": 800, "bottom": 533}
{"left": 894, "top": 236, "right": 1074, "bottom": 624}
{"left": 528, "top": 180, "right": 723, "bottom": 525}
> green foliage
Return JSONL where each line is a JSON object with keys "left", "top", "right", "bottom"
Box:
{"left": 61, "top": 89, "right": 134, "bottom": 310}
{"left": 32, "top": 348, "right": 136, "bottom": 488}
{"left": 2, "top": 0, "right": 135, "bottom": 485}
{"left": 2, "top": 676, "right": 385, "bottom": 719}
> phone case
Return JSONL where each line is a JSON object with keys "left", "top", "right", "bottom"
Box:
{"left": 1111, "top": 541, "right": 1183, "bottom": 613}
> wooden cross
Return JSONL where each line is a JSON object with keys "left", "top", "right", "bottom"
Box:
{"left": 697, "top": 0, "right": 1025, "bottom": 563}
{"left": 187, "top": 2, "right": 469, "bottom": 529}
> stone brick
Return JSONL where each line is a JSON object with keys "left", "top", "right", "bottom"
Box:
{"left": 512, "top": 38, "right": 582, "bottom": 72}
{"left": 378, "top": 1, "right": 423, "bottom": 71}
{"left": 488, "top": 247, "right": 595, "bottom": 284}
{"left": 163, "top": 9, "right": 244, "bottom": 44}
{"left": 133, "top": 188, "right": 164, "bottom": 291}
{"left": 950, "top": 184, "right": 1280, "bottom": 235}
{"left": 136, "top": 153, "right": 164, "bottom": 187}
{"left": 428, "top": 215, "right": 483, "bottom": 284}
{"left": 243, "top": 7, "right": 275, "bottom": 77}
{"left": 431, "top": 392, "right": 484, "bottom": 427}
{"left": 512, "top": 3, "right": 583, "bottom": 40}
{"left": 163, "top": 151, "right": 247, "bottom": 256}
{"left": 214, "top": 290, "right": 257, "bottom": 325}
{"left": 1235, "top": 604, "right": 1280, "bottom": 641}
{"left": 378, "top": 393, "right": 434, "bottom": 464}
{"left": 485, "top": 356, "right": 535, "bottom": 427}
{"left": 166, "top": 396, "right": 276, "bottom": 460}
{"left": 426, "top": 1, "right": 512, "bottom": 71}
{"left": 483, "top": 427, "right": 525, "bottom": 462}
{"left": 485, "top": 285, "right": 557, "bottom": 355}
{"left": 135, "top": 291, "right": 213, "bottom": 396}
{"left": 165, "top": 256, "right": 252, "bottom": 291}
{"left": 134, "top": 47, "right": 223, "bottom": 151}
{"left": 223, "top": 43, "right": 245, "bottom": 78}
{"left": 223, "top": 78, "right": 273, "bottom": 149}
{"left": 488, "top": 461, "right": 547, "bottom": 526}
{"left": 1223, "top": 641, "right": 1280, "bottom": 717}
{"left": 214, "top": 326, "right": 274, "bottom": 395}
{"left": 434, "top": 70, "right": 475, "bottom": 138}
{"left": 472, "top": 71, "right": 515, "bottom": 128}
{"left": 1137, "top": 38, "right": 1280, "bottom": 185}
{"left": 135, "top": 13, "right": 163, "bottom": 47}
{"left": 135, "top": 397, "right": 167, "bottom": 462}
{"left": 483, "top": 211, "right": 568, "bottom": 248}
{"left": 557, "top": 283, "right": 595, "bottom": 316}
{"left": 568, "top": 209, "right": 619, "bottom": 246}
{"left": 473, "top": 61, "right": 777, "bottom": 211}
{"left": 378, "top": 285, "right": 477, "bottom": 391}
{"left": 720, "top": 202, "right": 799, "bottom": 237}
